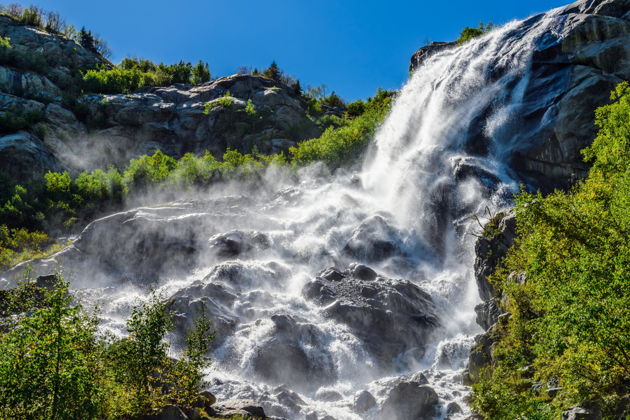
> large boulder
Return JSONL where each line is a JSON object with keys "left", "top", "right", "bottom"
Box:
{"left": 380, "top": 381, "right": 439, "bottom": 420}
{"left": 302, "top": 265, "right": 439, "bottom": 368}
{"left": 250, "top": 314, "right": 337, "bottom": 392}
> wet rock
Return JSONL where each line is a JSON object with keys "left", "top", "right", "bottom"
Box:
{"left": 466, "top": 323, "right": 503, "bottom": 384}
{"left": 274, "top": 387, "right": 305, "bottom": 412}
{"left": 209, "top": 399, "right": 266, "bottom": 418}
{"left": 199, "top": 390, "right": 217, "bottom": 407}
{"left": 342, "top": 215, "right": 404, "bottom": 263}
{"left": 348, "top": 263, "right": 377, "bottom": 281}
{"left": 251, "top": 314, "right": 337, "bottom": 391}
{"left": 0, "top": 131, "right": 60, "bottom": 180}
{"left": 302, "top": 265, "right": 438, "bottom": 368}
{"left": 208, "top": 230, "right": 271, "bottom": 258}
{"left": 380, "top": 382, "right": 439, "bottom": 420}
{"left": 353, "top": 390, "right": 377, "bottom": 413}
{"left": 474, "top": 298, "right": 502, "bottom": 331}
{"left": 315, "top": 389, "right": 343, "bottom": 402}
{"left": 70, "top": 207, "right": 209, "bottom": 283}
{"left": 474, "top": 210, "right": 517, "bottom": 304}
{"left": 410, "top": 41, "right": 457, "bottom": 72}
{"left": 447, "top": 401, "right": 463, "bottom": 416}
{"left": 410, "top": 0, "right": 630, "bottom": 190}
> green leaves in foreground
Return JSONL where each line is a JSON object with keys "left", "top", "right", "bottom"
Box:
{"left": 472, "top": 82, "right": 630, "bottom": 418}
{"left": 0, "top": 278, "right": 213, "bottom": 419}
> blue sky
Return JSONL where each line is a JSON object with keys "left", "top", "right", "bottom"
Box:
{"left": 29, "top": 0, "right": 569, "bottom": 100}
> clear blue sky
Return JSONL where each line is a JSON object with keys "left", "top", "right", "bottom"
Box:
{"left": 29, "top": 0, "right": 569, "bottom": 100}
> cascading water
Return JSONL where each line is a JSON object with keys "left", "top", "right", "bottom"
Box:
{"left": 4, "top": 6, "right": 571, "bottom": 420}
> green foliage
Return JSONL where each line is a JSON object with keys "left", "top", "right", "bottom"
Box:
{"left": 0, "top": 278, "right": 214, "bottom": 419}
{"left": 346, "top": 99, "right": 366, "bottom": 118}
{"left": 0, "top": 36, "right": 10, "bottom": 49}
{"left": 83, "top": 58, "right": 210, "bottom": 93}
{"left": 320, "top": 91, "right": 345, "bottom": 109}
{"left": 204, "top": 91, "right": 235, "bottom": 114}
{"left": 82, "top": 67, "right": 154, "bottom": 94}
{"left": 0, "top": 225, "right": 54, "bottom": 269}
{"left": 472, "top": 82, "right": 630, "bottom": 419}
{"left": 290, "top": 88, "right": 394, "bottom": 167}
{"left": 456, "top": 22, "right": 495, "bottom": 45}
{"left": 123, "top": 150, "right": 178, "bottom": 190}
{"left": 263, "top": 60, "right": 281, "bottom": 81}
{"left": 0, "top": 107, "right": 44, "bottom": 133}
{"left": 0, "top": 278, "right": 105, "bottom": 419}
{"left": 192, "top": 60, "right": 211, "bottom": 85}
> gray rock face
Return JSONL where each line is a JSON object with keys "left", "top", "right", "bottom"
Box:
{"left": 472, "top": 210, "right": 516, "bottom": 330}
{"left": 73, "top": 75, "right": 319, "bottom": 168}
{"left": 562, "top": 405, "right": 602, "bottom": 420}
{"left": 302, "top": 265, "right": 439, "bottom": 368}
{"left": 353, "top": 390, "right": 377, "bottom": 413}
{"left": 409, "top": 41, "right": 457, "bottom": 71}
{"left": 409, "top": 0, "right": 630, "bottom": 190}
{"left": 0, "top": 16, "right": 320, "bottom": 181}
{"left": 380, "top": 381, "right": 439, "bottom": 420}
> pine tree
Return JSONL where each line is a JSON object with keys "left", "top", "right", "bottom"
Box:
{"left": 263, "top": 61, "right": 281, "bottom": 82}
{"left": 192, "top": 60, "right": 210, "bottom": 85}
{"left": 291, "top": 80, "right": 302, "bottom": 96}
{"left": 78, "top": 27, "right": 96, "bottom": 54}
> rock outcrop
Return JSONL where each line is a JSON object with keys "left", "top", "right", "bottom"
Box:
{"left": 409, "top": 0, "right": 630, "bottom": 190}
{"left": 302, "top": 264, "right": 439, "bottom": 369}
{"left": 473, "top": 210, "right": 517, "bottom": 330}
{"left": 0, "top": 15, "right": 320, "bottom": 181}
{"left": 409, "top": 41, "right": 457, "bottom": 71}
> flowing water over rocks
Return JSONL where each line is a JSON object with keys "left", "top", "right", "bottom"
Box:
{"left": 3, "top": 1, "right": 629, "bottom": 419}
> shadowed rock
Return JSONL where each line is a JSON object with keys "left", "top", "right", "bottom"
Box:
{"left": 303, "top": 265, "right": 439, "bottom": 369}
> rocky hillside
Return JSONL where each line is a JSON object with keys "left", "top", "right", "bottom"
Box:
{"left": 410, "top": 0, "right": 630, "bottom": 190}
{"left": 0, "top": 14, "right": 321, "bottom": 181}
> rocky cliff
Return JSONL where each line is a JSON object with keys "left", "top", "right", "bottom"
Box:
{"left": 0, "top": 14, "right": 320, "bottom": 180}
{"left": 410, "top": 0, "right": 630, "bottom": 190}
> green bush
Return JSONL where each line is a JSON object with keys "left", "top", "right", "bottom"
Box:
{"left": 290, "top": 88, "right": 394, "bottom": 167}
{"left": 471, "top": 82, "right": 630, "bottom": 418}
{"left": 0, "top": 278, "right": 214, "bottom": 419}
{"left": 456, "top": 22, "right": 495, "bottom": 45}
{"left": 0, "top": 108, "right": 44, "bottom": 133}
{"left": 83, "top": 58, "right": 211, "bottom": 94}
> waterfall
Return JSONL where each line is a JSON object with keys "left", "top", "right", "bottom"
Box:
{"left": 17, "top": 6, "right": 571, "bottom": 420}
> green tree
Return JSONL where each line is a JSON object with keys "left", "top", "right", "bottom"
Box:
{"left": 192, "top": 60, "right": 211, "bottom": 84}
{"left": 456, "top": 22, "right": 495, "bottom": 45}
{"left": 78, "top": 26, "right": 97, "bottom": 53}
{"left": 0, "top": 279, "right": 105, "bottom": 419}
{"left": 263, "top": 61, "right": 281, "bottom": 82}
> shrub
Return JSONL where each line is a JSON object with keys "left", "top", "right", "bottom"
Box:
{"left": 0, "top": 108, "right": 44, "bottom": 133}
{"left": 204, "top": 91, "right": 234, "bottom": 113}
{"left": 471, "top": 82, "right": 630, "bottom": 418}
{"left": 456, "top": 22, "right": 495, "bottom": 45}
{"left": 346, "top": 99, "right": 366, "bottom": 118}
{"left": 0, "top": 278, "right": 214, "bottom": 419}
{"left": 290, "top": 88, "right": 394, "bottom": 167}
